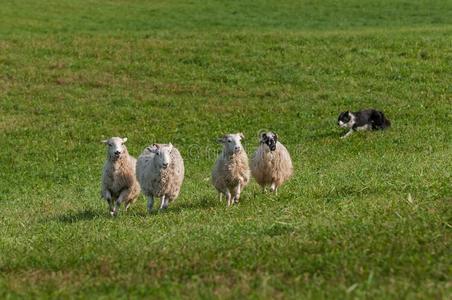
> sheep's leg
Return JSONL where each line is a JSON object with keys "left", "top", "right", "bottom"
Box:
{"left": 113, "top": 189, "right": 130, "bottom": 216}
{"left": 108, "top": 199, "right": 115, "bottom": 217}
{"left": 219, "top": 193, "right": 223, "bottom": 202}
{"left": 225, "top": 190, "right": 232, "bottom": 207}
{"left": 147, "top": 196, "right": 154, "bottom": 213}
{"left": 104, "top": 190, "right": 115, "bottom": 216}
{"left": 124, "top": 201, "right": 131, "bottom": 212}
{"left": 341, "top": 129, "right": 354, "bottom": 139}
{"left": 233, "top": 184, "right": 241, "bottom": 204}
{"left": 270, "top": 183, "right": 276, "bottom": 192}
{"left": 103, "top": 189, "right": 112, "bottom": 201}
{"left": 159, "top": 195, "right": 168, "bottom": 210}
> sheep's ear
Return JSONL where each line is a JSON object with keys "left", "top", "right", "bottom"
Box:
{"left": 217, "top": 136, "right": 226, "bottom": 143}
{"left": 257, "top": 130, "right": 266, "bottom": 142}
{"left": 273, "top": 132, "right": 278, "bottom": 142}
{"left": 147, "top": 145, "right": 158, "bottom": 153}
{"left": 239, "top": 132, "right": 245, "bottom": 140}
{"left": 168, "top": 143, "right": 173, "bottom": 151}
{"left": 122, "top": 137, "right": 128, "bottom": 143}
{"left": 101, "top": 139, "right": 108, "bottom": 144}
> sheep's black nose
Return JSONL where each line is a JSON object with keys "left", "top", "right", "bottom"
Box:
{"left": 162, "top": 163, "right": 168, "bottom": 168}
{"left": 114, "top": 151, "right": 120, "bottom": 155}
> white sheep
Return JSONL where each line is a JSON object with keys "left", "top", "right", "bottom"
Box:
{"left": 100, "top": 137, "right": 141, "bottom": 216}
{"left": 211, "top": 133, "right": 250, "bottom": 206}
{"left": 250, "top": 131, "right": 293, "bottom": 194}
{"left": 136, "top": 143, "right": 185, "bottom": 213}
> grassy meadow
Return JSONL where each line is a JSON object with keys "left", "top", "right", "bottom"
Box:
{"left": 0, "top": 0, "right": 451, "bottom": 298}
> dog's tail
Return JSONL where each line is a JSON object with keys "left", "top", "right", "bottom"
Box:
{"left": 380, "top": 112, "right": 391, "bottom": 129}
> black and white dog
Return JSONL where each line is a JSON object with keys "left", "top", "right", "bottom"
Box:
{"left": 338, "top": 109, "right": 391, "bottom": 139}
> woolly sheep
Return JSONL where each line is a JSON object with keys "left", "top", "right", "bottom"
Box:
{"left": 211, "top": 133, "right": 250, "bottom": 206}
{"left": 250, "top": 131, "right": 293, "bottom": 193}
{"left": 100, "top": 137, "right": 141, "bottom": 216}
{"left": 136, "top": 143, "right": 185, "bottom": 213}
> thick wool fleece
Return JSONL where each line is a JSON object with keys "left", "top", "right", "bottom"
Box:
{"left": 212, "top": 150, "right": 250, "bottom": 194}
{"left": 251, "top": 141, "right": 293, "bottom": 189}
{"left": 101, "top": 149, "right": 140, "bottom": 205}
{"left": 136, "top": 145, "right": 184, "bottom": 201}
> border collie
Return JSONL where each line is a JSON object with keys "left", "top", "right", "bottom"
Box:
{"left": 338, "top": 109, "right": 391, "bottom": 139}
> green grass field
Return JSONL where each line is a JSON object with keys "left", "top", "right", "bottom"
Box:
{"left": 0, "top": 0, "right": 451, "bottom": 298}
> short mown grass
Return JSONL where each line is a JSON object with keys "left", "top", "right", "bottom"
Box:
{"left": 0, "top": 0, "right": 451, "bottom": 298}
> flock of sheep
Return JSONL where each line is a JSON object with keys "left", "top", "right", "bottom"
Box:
{"left": 101, "top": 131, "right": 293, "bottom": 216}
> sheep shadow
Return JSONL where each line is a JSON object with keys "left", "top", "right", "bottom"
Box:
{"left": 57, "top": 209, "right": 104, "bottom": 223}
{"left": 129, "top": 197, "right": 219, "bottom": 217}
{"left": 170, "top": 197, "right": 218, "bottom": 213}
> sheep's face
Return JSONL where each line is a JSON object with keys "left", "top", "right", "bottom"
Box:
{"left": 260, "top": 131, "right": 278, "bottom": 151}
{"left": 218, "top": 133, "right": 245, "bottom": 155}
{"left": 103, "top": 137, "right": 128, "bottom": 160}
{"left": 148, "top": 144, "right": 173, "bottom": 169}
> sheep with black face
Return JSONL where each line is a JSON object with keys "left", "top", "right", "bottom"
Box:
{"left": 136, "top": 143, "right": 185, "bottom": 213}
{"left": 250, "top": 131, "right": 293, "bottom": 194}
{"left": 211, "top": 133, "right": 250, "bottom": 207}
{"left": 100, "top": 137, "right": 141, "bottom": 216}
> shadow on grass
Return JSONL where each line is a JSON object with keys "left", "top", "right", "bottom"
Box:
{"left": 128, "top": 197, "right": 219, "bottom": 217}
{"left": 57, "top": 209, "right": 104, "bottom": 223}
{"left": 54, "top": 198, "right": 218, "bottom": 221}
{"left": 304, "top": 130, "right": 339, "bottom": 141}
{"left": 171, "top": 197, "right": 218, "bottom": 213}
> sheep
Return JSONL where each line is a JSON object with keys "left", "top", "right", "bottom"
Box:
{"left": 100, "top": 137, "right": 141, "bottom": 216}
{"left": 250, "top": 131, "right": 293, "bottom": 194}
{"left": 136, "top": 143, "right": 185, "bottom": 213}
{"left": 211, "top": 133, "right": 250, "bottom": 207}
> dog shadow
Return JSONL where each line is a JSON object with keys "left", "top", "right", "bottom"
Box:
{"left": 304, "top": 130, "right": 339, "bottom": 141}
